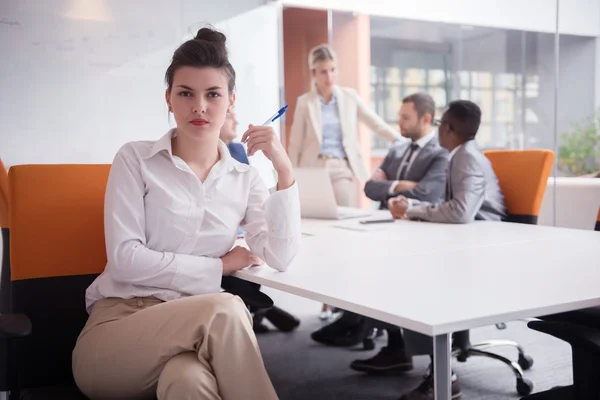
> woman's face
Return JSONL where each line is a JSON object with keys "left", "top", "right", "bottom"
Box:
{"left": 312, "top": 60, "right": 336, "bottom": 91}
{"left": 166, "top": 66, "right": 234, "bottom": 141}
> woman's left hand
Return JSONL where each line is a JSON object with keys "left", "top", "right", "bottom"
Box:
{"left": 242, "top": 125, "right": 294, "bottom": 189}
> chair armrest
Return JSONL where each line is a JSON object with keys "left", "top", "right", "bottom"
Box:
{"left": 0, "top": 314, "right": 32, "bottom": 339}
{"left": 528, "top": 320, "right": 600, "bottom": 356}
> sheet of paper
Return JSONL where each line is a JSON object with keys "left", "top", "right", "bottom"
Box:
{"left": 331, "top": 221, "right": 395, "bottom": 232}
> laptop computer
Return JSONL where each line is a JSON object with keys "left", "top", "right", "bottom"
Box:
{"left": 293, "top": 168, "right": 372, "bottom": 220}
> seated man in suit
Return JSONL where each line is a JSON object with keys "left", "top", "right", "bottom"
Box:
{"left": 389, "top": 99, "right": 506, "bottom": 224}
{"left": 387, "top": 100, "right": 506, "bottom": 400}
{"left": 365, "top": 92, "right": 448, "bottom": 208}
{"left": 311, "top": 93, "right": 448, "bottom": 358}
{"left": 219, "top": 109, "right": 300, "bottom": 334}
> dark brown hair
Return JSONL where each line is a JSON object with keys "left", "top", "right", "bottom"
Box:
{"left": 165, "top": 27, "right": 236, "bottom": 94}
{"left": 402, "top": 92, "right": 436, "bottom": 120}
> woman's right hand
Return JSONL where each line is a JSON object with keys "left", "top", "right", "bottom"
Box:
{"left": 220, "top": 246, "right": 263, "bottom": 275}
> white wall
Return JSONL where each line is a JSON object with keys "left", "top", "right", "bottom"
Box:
{"left": 539, "top": 178, "right": 600, "bottom": 230}
{"left": 596, "top": 36, "right": 600, "bottom": 110}
{"left": 0, "top": 0, "right": 281, "bottom": 186}
{"left": 277, "top": 0, "right": 600, "bottom": 37}
{"left": 215, "top": 6, "right": 282, "bottom": 187}
{"left": 557, "top": 35, "right": 598, "bottom": 137}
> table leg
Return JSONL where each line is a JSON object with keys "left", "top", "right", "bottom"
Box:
{"left": 433, "top": 333, "right": 451, "bottom": 400}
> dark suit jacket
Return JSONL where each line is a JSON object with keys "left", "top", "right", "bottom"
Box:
{"left": 364, "top": 136, "right": 448, "bottom": 208}
{"left": 221, "top": 141, "right": 261, "bottom": 295}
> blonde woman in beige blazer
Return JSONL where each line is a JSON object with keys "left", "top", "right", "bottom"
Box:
{"left": 288, "top": 44, "right": 400, "bottom": 209}
{"left": 288, "top": 44, "right": 399, "bottom": 320}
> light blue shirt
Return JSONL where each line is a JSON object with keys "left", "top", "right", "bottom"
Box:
{"left": 319, "top": 94, "right": 348, "bottom": 159}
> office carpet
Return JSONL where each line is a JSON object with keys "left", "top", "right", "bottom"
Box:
{"left": 258, "top": 318, "right": 573, "bottom": 400}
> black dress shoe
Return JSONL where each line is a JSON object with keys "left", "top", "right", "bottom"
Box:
{"left": 350, "top": 347, "right": 413, "bottom": 373}
{"left": 253, "top": 320, "right": 270, "bottom": 334}
{"left": 312, "top": 312, "right": 364, "bottom": 336}
{"left": 264, "top": 306, "right": 300, "bottom": 332}
{"left": 399, "top": 372, "right": 461, "bottom": 400}
{"left": 253, "top": 312, "right": 270, "bottom": 334}
{"left": 311, "top": 319, "right": 370, "bottom": 347}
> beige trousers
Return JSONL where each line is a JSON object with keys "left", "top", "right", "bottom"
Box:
{"left": 315, "top": 156, "right": 358, "bottom": 207}
{"left": 72, "top": 293, "right": 278, "bottom": 400}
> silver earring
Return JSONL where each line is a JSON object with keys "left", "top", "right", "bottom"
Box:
{"left": 168, "top": 106, "right": 172, "bottom": 112}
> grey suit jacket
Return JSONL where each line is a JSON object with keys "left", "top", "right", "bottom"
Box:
{"left": 364, "top": 136, "right": 448, "bottom": 208}
{"left": 406, "top": 140, "right": 507, "bottom": 223}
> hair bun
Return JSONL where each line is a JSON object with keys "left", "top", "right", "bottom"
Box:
{"left": 194, "top": 27, "right": 227, "bottom": 47}
{"left": 165, "top": 26, "right": 235, "bottom": 94}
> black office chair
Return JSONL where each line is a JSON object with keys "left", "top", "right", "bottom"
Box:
{"left": 521, "top": 312, "right": 600, "bottom": 399}
{"left": 520, "top": 207, "right": 600, "bottom": 399}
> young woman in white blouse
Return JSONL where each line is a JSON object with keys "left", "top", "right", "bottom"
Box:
{"left": 71, "top": 28, "right": 301, "bottom": 400}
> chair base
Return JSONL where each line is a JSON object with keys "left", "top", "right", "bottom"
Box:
{"left": 453, "top": 337, "right": 535, "bottom": 396}
{"left": 521, "top": 385, "right": 573, "bottom": 400}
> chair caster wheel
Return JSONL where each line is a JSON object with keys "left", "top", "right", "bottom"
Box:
{"left": 518, "top": 354, "right": 534, "bottom": 370}
{"left": 517, "top": 378, "right": 534, "bottom": 396}
{"left": 363, "top": 338, "right": 375, "bottom": 350}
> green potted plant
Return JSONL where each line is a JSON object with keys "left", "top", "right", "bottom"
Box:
{"left": 558, "top": 109, "right": 600, "bottom": 177}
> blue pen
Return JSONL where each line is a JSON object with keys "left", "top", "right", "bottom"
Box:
{"left": 243, "top": 105, "right": 288, "bottom": 143}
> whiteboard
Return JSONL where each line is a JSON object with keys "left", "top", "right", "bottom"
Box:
{"left": 0, "top": 0, "right": 281, "bottom": 187}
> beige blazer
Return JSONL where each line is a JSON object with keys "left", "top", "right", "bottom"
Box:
{"left": 287, "top": 85, "right": 400, "bottom": 181}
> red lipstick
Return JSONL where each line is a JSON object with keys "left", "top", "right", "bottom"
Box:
{"left": 190, "top": 118, "right": 208, "bottom": 126}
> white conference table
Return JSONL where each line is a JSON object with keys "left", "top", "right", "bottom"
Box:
{"left": 235, "top": 211, "right": 600, "bottom": 399}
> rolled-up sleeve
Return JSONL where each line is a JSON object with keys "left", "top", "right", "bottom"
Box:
{"left": 105, "top": 144, "right": 223, "bottom": 296}
{"left": 241, "top": 169, "right": 302, "bottom": 272}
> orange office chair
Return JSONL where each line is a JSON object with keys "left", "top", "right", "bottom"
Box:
{"left": 484, "top": 149, "right": 555, "bottom": 224}
{"left": 1, "top": 164, "right": 111, "bottom": 399}
{"left": 0, "top": 159, "right": 11, "bottom": 313}
{"left": 595, "top": 207, "right": 600, "bottom": 232}
{"left": 0, "top": 159, "right": 8, "bottom": 226}
{"left": 448, "top": 150, "right": 555, "bottom": 397}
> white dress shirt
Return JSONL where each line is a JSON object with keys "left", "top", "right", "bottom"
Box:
{"left": 447, "top": 143, "right": 463, "bottom": 162}
{"left": 319, "top": 93, "right": 348, "bottom": 159}
{"left": 85, "top": 129, "right": 302, "bottom": 312}
{"left": 388, "top": 131, "right": 436, "bottom": 194}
